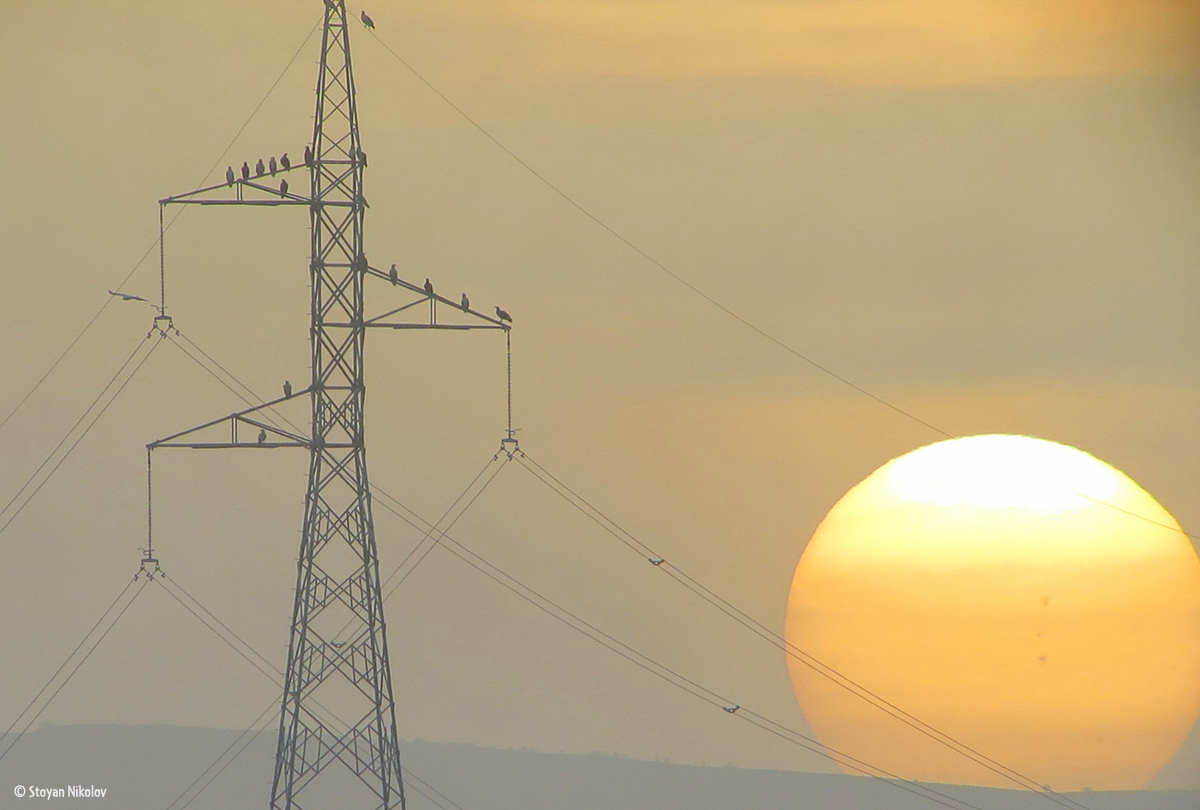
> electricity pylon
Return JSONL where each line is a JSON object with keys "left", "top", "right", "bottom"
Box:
{"left": 152, "top": 2, "right": 509, "bottom": 807}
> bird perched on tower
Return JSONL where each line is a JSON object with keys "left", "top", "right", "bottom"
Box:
{"left": 388, "top": 264, "right": 397, "bottom": 285}
{"left": 269, "top": 156, "right": 278, "bottom": 175}
{"left": 303, "top": 145, "right": 313, "bottom": 166}
{"left": 361, "top": 10, "right": 375, "bottom": 29}
{"left": 225, "top": 166, "right": 235, "bottom": 185}
{"left": 280, "top": 153, "right": 291, "bottom": 171}
{"left": 495, "top": 306, "right": 512, "bottom": 323}
{"left": 241, "top": 162, "right": 250, "bottom": 181}
{"left": 423, "top": 278, "right": 434, "bottom": 296}
{"left": 460, "top": 293, "right": 470, "bottom": 310}
{"left": 279, "top": 179, "right": 289, "bottom": 197}
{"left": 255, "top": 158, "right": 266, "bottom": 176}
{"left": 283, "top": 380, "right": 292, "bottom": 398}
{"left": 257, "top": 429, "right": 267, "bottom": 445}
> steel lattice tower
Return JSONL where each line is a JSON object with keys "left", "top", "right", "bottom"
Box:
{"left": 153, "top": 1, "right": 510, "bottom": 807}
{"left": 269, "top": 3, "right": 405, "bottom": 807}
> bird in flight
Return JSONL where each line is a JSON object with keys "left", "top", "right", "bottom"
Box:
{"left": 280, "top": 153, "right": 291, "bottom": 171}
{"left": 257, "top": 429, "right": 267, "bottom": 445}
{"left": 723, "top": 705, "right": 740, "bottom": 714}
{"left": 283, "top": 380, "right": 292, "bottom": 399}
{"left": 361, "top": 11, "right": 375, "bottom": 29}
{"left": 495, "top": 306, "right": 512, "bottom": 323}
{"left": 225, "top": 166, "right": 235, "bottom": 186}
{"left": 460, "top": 293, "right": 470, "bottom": 311}
{"left": 424, "top": 278, "right": 434, "bottom": 296}
{"left": 108, "top": 290, "right": 148, "bottom": 302}
{"left": 388, "top": 263, "right": 398, "bottom": 285}
{"left": 648, "top": 557, "right": 665, "bottom": 566}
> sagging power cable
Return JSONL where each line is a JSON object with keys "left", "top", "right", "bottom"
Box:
{"left": 365, "top": 485, "right": 994, "bottom": 810}
{"left": 0, "top": 574, "right": 150, "bottom": 767}
{"left": 512, "top": 449, "right": 1092, "bottom": 810}
{"left": 0, "top": 331, "right": 164, "bottom": 540}
{"left": 364, "top": 30, "right": 1194, "bottom": 546}
{"left": 149, "top": 568, "right": 467, "bottom": 810}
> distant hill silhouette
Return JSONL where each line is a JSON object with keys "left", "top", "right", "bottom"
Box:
{"left": 0, "top": 725, "right": 1196, "bottom": 810}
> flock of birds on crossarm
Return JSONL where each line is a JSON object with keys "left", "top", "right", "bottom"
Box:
{"left": 106, "top": 7, "right": 514, "bottom": 384}
{"left": 223, "top": 151, "right": 297, "bottom": 198}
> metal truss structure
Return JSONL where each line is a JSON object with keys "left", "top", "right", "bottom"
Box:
{"left": 153, "top": 2, "right": 508, "bottom": 807}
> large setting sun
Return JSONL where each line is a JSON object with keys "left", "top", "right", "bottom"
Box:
{"left": 785, "top": 434, "right": 1200, "bottom": 791}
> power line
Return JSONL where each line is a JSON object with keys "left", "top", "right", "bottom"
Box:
{"left": 376, "top": 454, "right": 511, "bottom": 602}
{"left": 365, "top": 487, "right": 993, "bottom": 810}
{"left": 365, "top": 30, "right": 949, "bottom": 438}
{"left": 364, "top": 31, "right": 1196, "bottom": 547}
{"left": 0, "top": 333, "right": 150, "bottom": 522}
{"left": 166, "top": 461, "right": 981, "bottom": 810}
{"left": 0, "top": 577, "right": 149, "bottom": 766}
{"left": 513, "top": 450, "right": 1092, "bottom": 810}
{"left": 0, "top": 575, "right": 138, "bottom": 747}
{"left": 163, "top": 331, "right": 291, "bottom": 433}
{"left": 146, "top": 422, "right": 978, "bottom": 810}
{"left": 149, "top": 571, "right": 467, "bottom": 810}
{"left": 0, "top": 332, "right": 164, "bottom": 539}
{"left": 163, "top": 701, "right": 277, "bottom": 810}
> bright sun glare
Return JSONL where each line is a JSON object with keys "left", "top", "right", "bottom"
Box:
{"left": 888, "top": 434, "right": 1119, "bottom": 510}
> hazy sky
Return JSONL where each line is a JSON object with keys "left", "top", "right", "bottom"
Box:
{"left": 0, "top": 0, "right": 1198, "bottom": 791}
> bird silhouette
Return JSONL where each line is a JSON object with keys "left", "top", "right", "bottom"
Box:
{"left": 361, "top": 11, "right": 375, "bottom": 29}
{"left": 108, "top": 290, "right": 148, "bottom": 302}
{"left": 280, "top": 153, "right": 291, "bottom": 171}
{"left": 388, "top": 263, "right": 397, "bottom": 284}
{"left": 495, "top": 306, "right": 512, "bottom": 323}
{"left": 723, "top": 705, "right": 740, "bottom": 714}
{"left": 225, "top": 166, "right": 235, "bottom": 185}
{"left": 279, "top": 178, "right": 289, "bottom": 197}
{"left": 269, "top": 156, "right": 278, "bottom": 175}
{"left": 304, "top": 145, "right": 313, "bottom": 166}
{"left": 283, "top": 380, "right": 292, "bottom": 398}
{"left": 423, "top": 278, "right": 434, "bottom": 296}
{"left": 255, "top": 158, "right": 265, "bottom": 176}
{"left": 648, "top": 557, "right": 665, "bottom": 566}
{"left": 257, "top": 429, "right": 267, "bottom": 445}
{"left": 460, "top": 293, "right": 470, "bottom": 310}
{"left": 241, "top": 162, "right": 250, "bottom": 181}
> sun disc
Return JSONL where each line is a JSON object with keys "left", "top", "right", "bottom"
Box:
{"left": 785, "top": 434, "right": 1200, "bottom": 790}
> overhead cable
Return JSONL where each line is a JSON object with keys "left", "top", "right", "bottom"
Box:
{"left": 0, "top": 332, "right": 164, "bottom": 539}
{"left": 513, "top": 450, "right": 1092, "bottom": 810}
